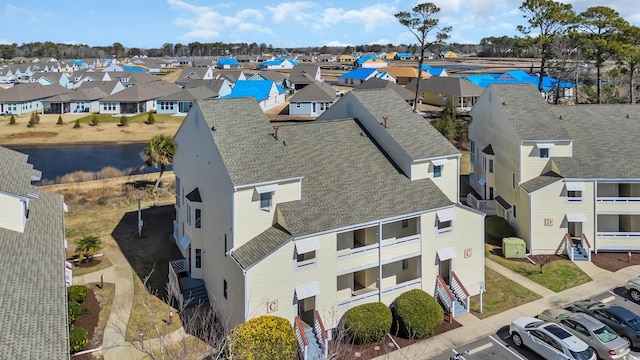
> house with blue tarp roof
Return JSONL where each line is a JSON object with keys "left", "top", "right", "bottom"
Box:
{"left": 461, "top": 70, "right": 575, "bottom": 103}
{"left": 223, "top": 79, "right": 286, "bottom": 111}
{"left": 394, "top": 53, "right": 414, "bottom": 60}
{"left": 338, "top": 68, "right": 396, "bottom": 87}
{"left": 123, "top": 65, "right": 146, "bottom": 73}
{"left": 258, "top": 59, "right": 298, "bottom": 70}
{"left": 217, "top": 58, "right": 241, "bottom": 69}
{"left": 427, "top": 68, "right": 448, "bottom": 77}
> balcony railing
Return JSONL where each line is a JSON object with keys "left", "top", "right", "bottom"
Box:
{"left": 381, "top": 278, "right": 422, "bottom": 296}
{"left": 314, "top": 310, "right": 329, "bottom": 358}
{"left": 466, "top": 193, "right": 497, "bottom": 215}
{"left": 337, "top": 242, "right": 379, "bottom": 260}
{"left": 168, "top": 259, "right": 187, "bottom": 308}
{"left": 597, "top": 232, "right": 640, "bottom": 238}
{"left": 381, "top": 234, "right": 420, "bottom": 249}
{"left": 597, "top": 197, "right": 640, "bottom": 203}
{"left": 295, "top": 258, "right": 317, "bottom": 269}
{"left": 337, "top": 288, "right": 379, "bottom": 309}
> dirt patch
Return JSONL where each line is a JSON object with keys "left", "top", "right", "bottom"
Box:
{"left": 336, "top": 318, "right": 461, "bottom": 360}
{"left": 591, "top": 252, "right": 640, "bottom": 272}
{"left": 8, "top": 131, "right": 57, "bottom": 138}
{"left": 73, "top": 287, "right": 99, "bottom": 354}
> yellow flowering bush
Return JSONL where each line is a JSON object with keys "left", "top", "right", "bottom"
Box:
{"left": 228, "top": 315, "right": 297, "bottom": 360}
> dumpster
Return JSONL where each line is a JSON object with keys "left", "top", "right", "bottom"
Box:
{"left": 502, "top": 237, "right": 526, "bottom": 258}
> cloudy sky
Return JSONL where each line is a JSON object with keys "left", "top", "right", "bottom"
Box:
{"left": 2, "top": 0, "right": 640, "bottom": 49}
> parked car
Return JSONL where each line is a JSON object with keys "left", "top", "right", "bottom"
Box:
{"left": 625, "top": 277, "right": 640, "bottom": 302}
{"left": 567, "top": 299, "right": 640, "bottom": 349}
{"left": 538, "top": 308, "right": 630, "bottom": 359}
{"left": 509, "top": 317, "right": 596, "bottom": 360}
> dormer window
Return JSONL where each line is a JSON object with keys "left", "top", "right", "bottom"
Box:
{"left": 536, "top": 143, "right": 554, "bottom": 158}
{"left": 539, "top": 148, "right": 549, "bottom": 158}
{"left": 255, "top": 184, "right": 279, "bottom": 210}
{"left": 431, "top": 159, "right": 449, "bottom": 178}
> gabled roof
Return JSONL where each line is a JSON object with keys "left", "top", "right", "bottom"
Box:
{"left": 224, "top": 80, "right": 279, "bottom": 102}
{"left": 520, "top": 171, "right": 563, "bottom": 193}
{"left": 380, "top": 67, "right": 429, "bottom": 79}
{"left": 405, "top": 76, "right": 484, "bottom": 97}
{"left": 177, "top": 79, "right": 227, "bottom": 93}
{"left": 181, "top": 67, "right": 211, "bottom": 80}
{"left": 0, "top": 83, "right": 69, "bottom": 102}
{"left": 231, "top": 224, "right": 292, "bottom": 270}
{"left": 186, "top": 188, "right": 202, "bottom": 202}
{"left": 0, "top": 147, "right": 68, "bottom": 359}
{"left": 338, "top": 68, "right": 377, "bottom": 80}
{"left": 157, "top": 86, "right": 218, "bottom": 101}
{"left": 253, "top": 70, "right": 288, "bottom": 82}
{"left": 289, "top": 80, "right": 335, "bottom": 102}
{"left": 357, "top": 77, "right": 416, "bottom": 101}
{"left": 217, "top": 70, "right": 245, "bottom": 83}
{"left": 101, "top": 81, "right": 181, "bottom": 102}
{"left": 77, "top": 80, "right": 123, "bottom": 94}
{"left": 289, "top": 65, "right": 320, "bottom": 84}
{"left": 44, "top": 87, "right": 109, "bottom": 102}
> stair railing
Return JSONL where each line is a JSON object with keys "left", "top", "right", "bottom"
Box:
{"left": 294, "top": 316, "right": 308, "bottom": 360}
{"left": 436, "top": 275, "right": 457, "bottom": 317}
{"left": 581, "top": 233, "right": 592, "bottom": 261}
{"left": 451, "top": 271, "right": 470, "bottom": 312}
{"left": 314, "top": 310, "right": 328, "bottom": 358}
{"left": 565, "top": 233, "right": 575, "bottom": 261}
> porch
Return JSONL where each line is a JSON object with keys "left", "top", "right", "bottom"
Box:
{"left": 168, "top": 259, "right": 208, "bottom": 308}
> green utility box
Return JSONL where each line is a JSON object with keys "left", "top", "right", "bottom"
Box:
{"left": 502, "top": 237, "right": 526, "bottom": 258}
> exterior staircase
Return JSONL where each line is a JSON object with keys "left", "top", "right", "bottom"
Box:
{"left": 304, "top": 328, "right": 324, "bottom": 360}
{"left": 572, "top": 243, "right": 589, "bottom": 261}
{"left": 295, "top": 311, "right": 329, "bottom": 360}
{"left": 182, "top": 281, "right": 208, "bottom": 307}
{"left": 435, "top": 273, "right": 470, "bottom": 318}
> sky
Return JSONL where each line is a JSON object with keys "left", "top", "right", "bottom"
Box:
{"left": 2, "top": 0, "right": 640, "bottom": 49}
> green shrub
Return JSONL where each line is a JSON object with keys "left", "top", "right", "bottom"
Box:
{"left": 343, "top": 302, "right": 392, "bottom": 344}
{"left": 74, "top": 119, "right": 81, "bottom": 128}
{"left": 228, "top": 315, "right": 297, "bottom": 360}
{"left": 486, "top": 216, "right": 513, "bottom": 240}
{"left": 393, "top": 289, "right": 443, "bottom": 339}
{"left": 68, "top": 285, "right": 88, "bottom": 303}
{"left": 146, "top": 111, "right": 155, "bottom": 124}
{"left": 68, "top": 300, "right": 89, "bottom": 323}
{"left": 91, "top": 114, "right": 99, "bottom": 126}
{"left": 57, "top": 115, "right": 63, "bottom": 125}
{"left": 28, "top": 116, "right": 36, "bottom": 128}
{"left": 9, "top": 114, "right": 15, "bottom": 124}
{"left": 69, "top": 327, "right": 88, "bottom": 353}
{"left": 120, "top": 115, "right": 128, "bottom": 126}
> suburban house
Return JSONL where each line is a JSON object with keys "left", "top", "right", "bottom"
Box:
{"left": 381, "top": 67, "right": 430, "bottom": 86}
{"left": 0, "top": 83, "right": 70, "bottom": 115}
{"left": 426, "top": 68, "right": 448, "bottom": 77}
{"left": 338, "top": 54, "right": 356, "bottom": 63}
{"left": 247, "top": 70, "right": 289, "bottom": 89}
{"left": 156, "top": 86, "right": 219, "bottom": 115}
{"left": 357, "top": 77, "right": 417, "bottom": 105}
{"left": 258, "top": 59, "right": 298, "bottom": 70}
{"left": 394, "top": 53, "right": 415, "bottom": 60}
{"left": 76, "top": 80, "right": 126, "bottom": 96}
{"left": 0, "top": 146, "right": 69, "bottom": 359}
{"left": 288, "top": 80, "right": 336, "bottom": 118}
{"left": 468, "top": 83, "right": 640, "bottom": 260}
{"left": 216, "top": 70, "right": 247, "bottom": 86}
{"left": 31, "top": 71, "right": 73, "bottom": 88}
{"left": 289, "top": 65, "right": 322, "bottom": 90}
{"left": 180, "top": 67, "right": 216, "bottom": 81}
{"left": 406, "top": 76, "right": 484, "bottom": 109}
{"left": 357, "top": 57, "right": 388, "bottom": 69}
{"left": 176, "top": 79, "right": 232, "bottom": 98}
{"left": 223, "top": 79, "right": 286, "bottom": 111}
{"left": 441, "top": 51, "right": 458, "bottom": 58}
{"left": 216, "top": 58, "right": 241, "bottom": 69}
{"left": 338, "top": 68, "right": 395, "bottom": 87}
{"left": 169, "top": 89, "right": 485, "bottom": 353}
{"left": 98, "top": 81, "right": 181, "bottom": 114}
{"left": 42, "top": 87, "right": 108, "bottom": 114}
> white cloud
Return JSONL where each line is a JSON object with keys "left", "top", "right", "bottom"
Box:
{"left": 266, "top": 1, "right": 315, "bottom": 22}
{"left": 4, "top": 4, "right": 39, "bottom": 22}
{"left": 317, "top": 4, "right": 397, "bottom": 32}
{"left": 324, "top": 40, "right": 353, "bottom": 47}
{"left": 0, "top": 38, "right": 10, "bottom": 45}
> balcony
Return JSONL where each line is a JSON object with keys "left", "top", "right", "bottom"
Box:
{"left": 597, "top": 183, "right": 640, "bottom": 211}
{"left": 466, "top": 192, "right": 496, "bottom": 215}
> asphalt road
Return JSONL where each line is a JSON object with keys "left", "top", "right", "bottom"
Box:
{"left": 429, "top": 285, "right": 640, "bottom": 360}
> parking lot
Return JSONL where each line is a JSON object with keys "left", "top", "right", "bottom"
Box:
{"left": 429, "top": 285, "right": 640, "bottom": 360}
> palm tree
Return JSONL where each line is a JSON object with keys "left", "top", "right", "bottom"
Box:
{"left": 144, "top": 134, "right": 177, "bottom": 193}
{"left": 75, "top": 235, "right": 102, "bottom": 261}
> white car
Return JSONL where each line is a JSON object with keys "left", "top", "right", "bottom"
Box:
{"left": 510, "top": 317, "right": 596, "bottom": 360}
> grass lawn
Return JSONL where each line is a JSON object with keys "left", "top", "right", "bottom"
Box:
{"left": 142, "top": 336, "right": 214, "bottom": 360}
{"left": 459, "top": 151, "right": 471, "bottom": 175}
{"left": 75, "top": 112, "right": 180, "bottom": 125}
{"left": 485, "top": 244, "right": 592, "bottom": 292}
{"left": 470, "top": 267, "right": 541, "bottom": 319}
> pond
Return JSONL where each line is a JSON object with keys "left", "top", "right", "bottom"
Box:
{"left": 9, "top": 143, "right": 168, "bottom": 182}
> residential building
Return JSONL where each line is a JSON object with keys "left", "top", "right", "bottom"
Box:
{"left": 406, "top": 76, "right": 484, "bottom": 109}
{"left": 98, "top": 81, "right": 181, "bottom": 114}
{"left": 216, "top": 58, "right": 241, "bottom": 69}
{"left": 180, "top": 67, "right": 216, "bottom": 81}
{"left": 289, "top": 65, "right": 322, "bottom": 90}
{"left": 0, "top": 146, "right": 69, "bottom": 359}
{"left": 357, "top": 77, "right": 417, "bottom": 106}
{"left": 288, "top": 80, "right": 336, "bottom": 118}
{"left": 258, "top": 59, "right": 298, "bottom": 70}
{"left": 223, "top": 80, "right": 286, "bottom": 111}
{"left": 156, "top": 86, "right": 218, "bottom": 114}
{"left": 468, "top": 83, "right": 640, "bottom": 259}
{"left": 170, "top": 88, "right": 485, "bottom": 343}
{"left": 338, "top": 68, "right": 395, "bottom": 87}
{"left": 380, "top": 67, "right": 430, "bottom": 86}
{"left": 0, "top": 83, "right": 70, "bottom": 115}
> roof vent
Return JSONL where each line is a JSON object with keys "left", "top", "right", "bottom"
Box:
{"left": 502, "top": 101, "right": 506, "bottom": 106}
{"left": 360, "top": 131, "right": 367, "bottom": 137}
{"left": 627, "top": 114, "right": 630, "bottom": 119}
{"left": 559, "top": 115, "right": 562, "bottom": 120}
{"left": 211, "top": 125, "right": 216, "bottom": 131}
{"left": 382, "top": 116, "right": 388, "bottom": 128}
{"left": 273, "top": 126, "right": 280, "bottom": 140}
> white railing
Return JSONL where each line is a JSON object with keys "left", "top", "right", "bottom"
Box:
{"left": 450, "top": 271, "right": 470, "bottom": 313}
{"left": 314, "top": 310, "right": 329, "bottom": 359}
{"left": 294, "top": 316, "right": 308, "bottom": 360}
{"left": 597, "top": 232, "right": 640, "bottom": 238}
{"left": 337, "top": 242, "right": 379, "bottom": 260}
{"left": 381, "top": 278, "right": 422, "bottom": 296}
{"left": 565, "top": 233, "right": 575, "bottom": 261}
{"left": 381, "top": 234, "right": 420, "bottom": 249}
{"left": 296, "top": 258, "right": 317, "bottom": 269}
{"left": 466, "top": 193, "right": 497, "bottom": 214}
{"left": 337, "top": 289, "right": 379, "bottom": 309}
{"left": 435, "top": 275, "right": 456, "bottom": 317}
{"left": 582, "top": 234, "right": 592, "bottom": 262}
{"left": 597, "top": 197, "right": 640, "bottom": 203}
{"left": 168, "top": 260, "right": 186, "bottom": 308}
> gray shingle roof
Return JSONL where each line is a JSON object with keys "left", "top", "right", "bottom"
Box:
{"left": 357, "top": 77, "right": 416, "bottom": 100}
{"left": 289, "top": 65, "right": 320, "bottom": 84}
{"left": 198, "top": 98, "right": 296, "bottom": 186}
{"left": 488, "top": 84, "right": 572, "bottom": 141}
{"left": 319, "top": 88, "right": 459, "bottom": 160}
{"left": 0, "top": 148, "right": 68, "bottom": 359}
{"left": 549, "top": 104, "right": 640, "bottom": 178}
{"left": 0, "top": 83, "right": 70, "bottom": 102}
{"left": 157, "top": 86, "right": 218, "bottom": 101}
{"left": 231, "top": 224, "right": 292, "bottom": 270}
{"left": 289, "top": 80, "right": 335, "bottom": 102}
{"left": 101, "top": 81, "right": 182, "bottom": 102}
{"left": 177, "top": 79, "right": 226, "bottom": 93}
{"left": 406, "top": 76, "right": 484, "bottom": 96}
{"left": 255, "top": 70, "right": 288, "bottom": 82}
{"left": 0, "top": 147, "right": 40, "bottom": 197}
{"left": 520, "top": 171, "right": 563, "bottom": 193}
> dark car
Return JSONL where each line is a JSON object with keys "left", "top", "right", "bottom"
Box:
{"left": 566, "top": 299, "right": 640, "bottom": 349}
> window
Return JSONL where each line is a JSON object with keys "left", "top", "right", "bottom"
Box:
{"left": 186, "top": 204, "right": 191, "bottom": 225}
{"left": 224, "top": 234, "right": 227, "bottom": 256}
{"left": 260, "top": 192, "right": 273, "bottom": 209}
{"left": 434, "top": 165, "right": 442, "bottom": 178}
{"left": 489, "top": 159, "right": 494, "bottom": 173}
{"left": 223, "top": 279, "right": 228, "bottom": 299}
{"left": 567, "top": 191, "right": 583, "bottom": 203}
{"left": 175, "top": 177, "right": 181, "bottom": 207}
{"left": 513, "top": 205, "right": 517, "bottom": 218}
{"left": 402, "top": 259, "right": 409, "bottom": 270}
{"left": 296, "top": 251, "right": 316, "bottom": 265}
{"left": 437, "top": 219, "right": 452, "bottom": 232}
{"left": 483, "top": 157, "right": 486, "bottom": 171}
{"left": 539, "top": 148, "right": 549, "bottom": 158}
{"left": 296, "top": 102, "right": 301, "bottom": 108}
{"left": 488, "top": 187, "right": 494, "bottom": 200}
{"left": 401, "top": 219, "right": 409, "bottom": 228}
{"left": 195, "top": 208, "right": 201, "bottom": 228}
{"left": 195, "top": 248, "right": 202, "bottom": 268}
{"left": 512, "top": 173, "right": 516, "bottom": 189}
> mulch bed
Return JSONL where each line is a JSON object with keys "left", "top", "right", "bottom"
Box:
{"left": 591, "top": 252, "right": 640, "bottom": 272}
{"left": 336, "top": 317, "right": 461, "bottom": 360}
{"left": 72, "top": 287, "right": 101, "bottom": 359}
{"left": 8, "top": 131, "right": 57, "bottom": 138}
{"left": 75, "top": 258, "right": 105, "bottom": 269}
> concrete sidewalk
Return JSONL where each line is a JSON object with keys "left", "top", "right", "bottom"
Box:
{"left": 375, "top": 264, "right": 640, "bottom": 360}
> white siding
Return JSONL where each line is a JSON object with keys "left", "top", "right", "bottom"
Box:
{"left": 0, "top": 192, "right": 25, "bottom": 232}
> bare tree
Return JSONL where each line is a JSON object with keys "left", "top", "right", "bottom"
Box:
{"left": 396, "top": 3, "right": 451, "bottom": 112}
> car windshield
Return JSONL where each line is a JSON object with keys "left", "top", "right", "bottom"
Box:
{"left": 546, "top": 324, "right": 572, "bottom": 339}
{"left": 627, "top": 316, "right": 640, "bottom": 331}
{"left": 570, "top": 347, "right": 594, "bottom": 360}
{"left": 593, "top": 325, "right": 618, "bottom": 343}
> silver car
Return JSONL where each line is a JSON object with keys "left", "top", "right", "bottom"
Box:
{"left": 509, "top": 317, "right": 596, "bottom": 360}
{"left": 538, "top": 308, "right": 630, "bottom": 359}
{"left": 625, "top": 277, "right": 640, "bottom": 302}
